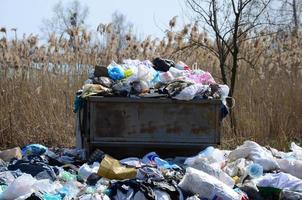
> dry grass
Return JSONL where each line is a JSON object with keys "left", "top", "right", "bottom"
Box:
{"left": 0, "top": 23, "right": 301, "bottom": 150}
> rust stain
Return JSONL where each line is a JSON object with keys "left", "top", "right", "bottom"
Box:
{"left": 140, "top": 122, "right": 157, "bottom": 134}
{"left": 165, "top": 123, "right": 182, "bottom": 134}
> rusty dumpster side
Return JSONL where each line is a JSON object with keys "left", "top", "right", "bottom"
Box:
{"left": 76, "top": 97, "right": 222, "bottom": 158}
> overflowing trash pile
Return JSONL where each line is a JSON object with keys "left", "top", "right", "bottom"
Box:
{"left": 74, "top": 58, "right": 230, "bottom": 116}
{"left": 1, "top": 141, "right": 302, "bottom": 199}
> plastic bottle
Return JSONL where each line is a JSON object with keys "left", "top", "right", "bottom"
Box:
{"left": 247, "top": 163, "right": 263, "bottom": 178}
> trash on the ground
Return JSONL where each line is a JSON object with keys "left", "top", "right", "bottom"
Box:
{"left": 228, "top": 140, "right": 280, "bottom": 171}
{"left": 1, "top": 140, "right": 302, "bottom": 199}
{"left": 178, "top": 167, "right": 241, "bottom": 200}
{"left": 97, "top": 155, "right": 137, "bottom": 180}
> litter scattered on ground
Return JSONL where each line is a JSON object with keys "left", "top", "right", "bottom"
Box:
{"left": 0, "top": 141, "right": 302, "bottom": 199}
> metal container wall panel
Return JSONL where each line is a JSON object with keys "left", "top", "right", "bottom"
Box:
{"left": 84, "top": 97, "right": 221, "bottom": 157}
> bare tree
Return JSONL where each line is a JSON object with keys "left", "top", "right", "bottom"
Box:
{"left": 41, "top": 0, "right": 89, "bottom": 40}
{"left": 186, "top": 0, "right": 272, "bottom": 131}
{"left": 277, "top": 0, "right": 302, "bottom": 36}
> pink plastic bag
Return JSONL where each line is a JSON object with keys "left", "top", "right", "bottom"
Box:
{"left": 187, "top": 72, "right": 215, "bottom": 84}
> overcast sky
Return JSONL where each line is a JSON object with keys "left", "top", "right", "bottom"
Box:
{"left": 0, "top": 0, "right": 189, "bottom": 40}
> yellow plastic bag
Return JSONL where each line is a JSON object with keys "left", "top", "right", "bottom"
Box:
{"left": 97, "top": 155, "right": 137, "bottom": 180}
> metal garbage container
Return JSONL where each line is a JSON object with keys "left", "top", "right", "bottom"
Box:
{"left": 76, "top": 96, "right": 222, "bottom": 158}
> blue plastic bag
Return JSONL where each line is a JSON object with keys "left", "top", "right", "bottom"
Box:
{"left": 108, "top": 64, "right": 125, "bottom": 81}
{"left": 22, "top": 144, "right": 47, "bottom": 156}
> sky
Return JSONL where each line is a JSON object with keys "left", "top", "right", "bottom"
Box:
{"left": 0, "top": 0, "right": 189, "bottom": 40}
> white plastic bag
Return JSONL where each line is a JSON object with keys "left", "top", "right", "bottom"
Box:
{"left": 185, "top": 156, "right": 235, "bottom": 188}
{"left": 0, "top": 174, "right": 37, "bottom": 200}
{"left": 137, "top": 64, "right": 157, "bottom": 87}
{"left": 159, "top": 71, "right": 174, "bottom": 83}
{"left": 32, "top": 179, "right": 62, "bottom": 194}
{"left": 276, "top": 159, "right": 302, "bottom": 179}
{"left": 255, "top": 172, "right": 302, "bottom": 191}
{"left": 228, "top": 141, "right": 279, "bottom": 171}
{"left": 178, "top": 167, "right": 241, "bottom": 200}
{"left": 291, "top": 142, "right": 302, "bottom": 160}
{"left": 224, "top": 158, "right": 250, "bottom": 178}
{"left": 79, "top": 162, "right": 99, "bottom": 180}
{"left": 154, "top": 189, "right": 171, "bottom": 200}
{"left": 174, "top": 84, "right": 209, "bottom": 101}
{"left": 218, "top": 84, "right": 230, "bottom": 105}
{"left": 185, "top": 146, "right": 227, "bottom": 165}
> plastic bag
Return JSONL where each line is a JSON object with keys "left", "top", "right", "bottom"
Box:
{"left": 219, "top": 84, "right": 230, "bottom": 105}
{"left": 178, "top": 167, "right": 241, "bottom": 200}
{"left": 81, "top": 84, "right": 111, "bottom": 98}
{"left": 247, "top": 163, "right": 263, "bottom": 178}
{"left": 154, "top": 189, "right": 171, "bottom": 200}
{"left": 59, "top": 181, "right": 81, "bottom": 200}
{"left": 255, "top": 172, "right": 302, "bottom": 191}
{"left": 174, "top": 84, "right": 209, "bottom": 100}
{"left": 184, "top": 156, "right": 235, "bottom": 188}
{"left": 159, "top": 71, "right": 174, "bottom": 83}
{"left": 168, "top": 67, "right": 188, "bottom": 78}
{"left": 187, "top": 72, "right": 216, "bottom": 84}
{"left": 22, "top": 144, "right": 47, "bottom": 156}
{"left": 79, "top": 162, "right": 100, "bottom": 180}
{"left": 291, "top": 142, "right": 302, "bottom": 160}
{"left": 152, "top": 57, "right": 175, "bottom": 72}
{"left": 224, "top": 158, "right": 250, "bottom": 178}
{"left": 185, "top": 146, "right": 226, "bottom": 165}
{"left": 175, "top": 61, "right": 190, "bottom": 70}
{"left": 0, "top": 174, "right": 37, "bottom": 200}
{"left": 137, "top": 64, "right": 157, "bottom": 87}
{"left": 120, "top": 157, "right": 141, "bottom": 168}
{"left": 32, "top": 179, "right": 61, "bottom": 194}
{"left": 142, "top": 152, "right": 159, "bottom": 165}
{"left": 107, "top": 63, "right": 125, "bottom": 81}
{"left": 0, "top": 147, "right": 22, "bottom": 162}
{"left": 228, "top": 141, "right": 279, "bottom": 171}
{"left": 97, "top": 155, "right": 137, "bottom": 180}
{"left": 276, "top": 158, "right": 302, "bottom": 179}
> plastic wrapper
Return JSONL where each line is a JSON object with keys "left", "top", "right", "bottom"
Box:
{"left": 97, "top": 155, "right": 137, "bottom": 180}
